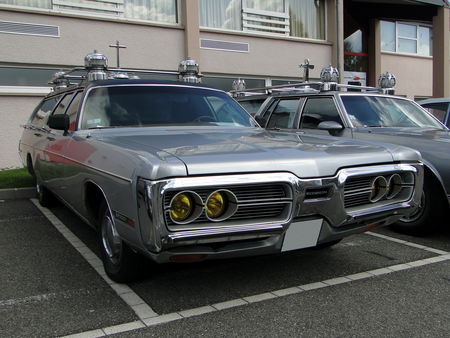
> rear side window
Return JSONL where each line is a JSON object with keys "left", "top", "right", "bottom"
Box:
{"left": 29, "top": 97, "right": 60, "bottom": 127}
{"left": 266, "top": 99, "right": 300, "bottom": 129}
{"left": 65, "top": 92, "right": 83, "bottom": 131}
{"left": 52, "top": 94, "right": 72, "bottom": 116}
{"left": 300, "top": 97, "right": 342, "bottom": 129}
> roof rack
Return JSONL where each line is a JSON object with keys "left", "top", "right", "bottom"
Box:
{"left": 49, "top": 48, "right": 202, "bottom": 91}
{"left": 229, "top": 62, "right": 396, "bottom": 97}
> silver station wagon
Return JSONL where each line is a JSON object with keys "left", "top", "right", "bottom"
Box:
{"left": 19, "top": 53, "right": 423, "bottom": 282}
{"left": 240, "top": 66, "right": 448, "bottom": 236}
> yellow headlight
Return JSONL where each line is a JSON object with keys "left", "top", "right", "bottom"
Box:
{"left": 206, "top": 192, "right": 226, "bottom": 218}
{"left": 170, "top": 193, "right": 193, "bottom": 222}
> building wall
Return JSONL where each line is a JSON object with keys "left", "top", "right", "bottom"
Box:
{"left": 0, "top": 10, "right": 185, "bottom": 70}
{"left": 199, "top": 31, "right": 332, "bottom": 79}
{"left": 380, "top": 53, "right": 433, "bottom": 98}
{"left": 0, "top": 95, "right": 43, "bottom": 169}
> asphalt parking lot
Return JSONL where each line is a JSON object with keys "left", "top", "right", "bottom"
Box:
{"left": 1, "top": 198, "right": 449, "bottom": 338}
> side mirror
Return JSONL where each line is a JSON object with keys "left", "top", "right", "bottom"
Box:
{"left": 48, "top": 114, "right": 70, "bottom": 131}
{"left": 254, "top": 115, "right": 267, "bottom": 127}
{"left": 318, "top": 121, "right": 343, "bottom": 131}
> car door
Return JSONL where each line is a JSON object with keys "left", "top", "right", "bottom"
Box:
{"left": 297, "top": 96, "right": 353, "bottom": 137}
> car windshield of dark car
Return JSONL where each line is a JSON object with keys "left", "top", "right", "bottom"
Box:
{"left": 80, "top": 85, "right": 256, "bottom": 129}
{"left": 341, "top": 95, "right": 445, "bottom": 129}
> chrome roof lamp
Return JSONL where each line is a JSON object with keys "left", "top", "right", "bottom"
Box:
{"left": 320, "top": 65, "right": 340, "bottom": 91}
{"left": 178, "top": 58, "right": 202, "bottom": 83}
{"left": 378, "top": 72, "right": 396, "bottom": 95}
{"left": 84, "top": 51, "right": 109, "bottom": 82}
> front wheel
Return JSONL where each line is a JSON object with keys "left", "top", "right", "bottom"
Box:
{"left": 99, "top": 203, "right": 140, "bottom": 283}
{"left": 37, "top": 184, "right": 56, "bottom": 207}
{"left": 390, "top": 181, "right": 442, "bottom": 236}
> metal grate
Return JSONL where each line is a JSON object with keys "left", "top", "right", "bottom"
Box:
{"left": 200, "top": 39, "right": 249, "bottom": 53}
{"left": 343, "top": 173, "right": 412, "bottom": 208}
{"left": 0, "top": 20, "right": 59, "bottom": 37}
{"left": 164, "top": 183, "right": 291, "bottom": 229}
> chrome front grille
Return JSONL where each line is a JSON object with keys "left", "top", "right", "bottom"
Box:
{"left": 344, "top": 172, "right": 415, "bottom": 209}
{"left": 163, "top": 183, "right": 292, "bottom": 230}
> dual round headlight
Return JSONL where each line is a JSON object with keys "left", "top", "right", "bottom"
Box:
{"left": 169, "top": 190, "right": 237, "bottom": 224}
{"left": 369, "top": 174, "right": 403, "bottom": 203}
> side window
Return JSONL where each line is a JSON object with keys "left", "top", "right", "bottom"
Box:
{"left": 300, "top": 97, "right": 342, "bottom": 129}
{"left": 65, "top": 92, "right": 83, "bottom": 131}
{"left": 420, "top": 103, "right": 447, "bottom": 123}
{"left": 266, "top": 99, "right": 300, "bottom": 129}
{"left": 30, "top": 97, "right": 60, "bottom": 128}
{"left": 51, "top": 94, "right": 73, "bottom": 116}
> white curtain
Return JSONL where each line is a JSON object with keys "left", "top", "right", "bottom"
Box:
{"left": 124, "top": 0, "right": 177, "bottom": 23}
{"left": 0, "top": 0, "right": 51, "bottom": 8}
{"left": 199, "top": 0, "right": 241, "bottom": 30}
{"left": 289, "top": 0, "right": 325, "bottom": 39}
{"left": 245, "top": 0, "right": 284, "bottom": 12}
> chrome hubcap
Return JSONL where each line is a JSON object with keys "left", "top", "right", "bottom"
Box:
{"left": 101, "top": 213, "right": 122, "bottom": 265}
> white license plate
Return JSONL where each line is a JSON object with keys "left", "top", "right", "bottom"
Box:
{"left": 281, "top": 219, "right": 323, "bottom": 252}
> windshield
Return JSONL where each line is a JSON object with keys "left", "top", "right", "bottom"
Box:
{"left": 80, "top": 85, "right": 256, "bottom": 129}
{"left": 341, "top": 95, "right": 445, "bottom": 129}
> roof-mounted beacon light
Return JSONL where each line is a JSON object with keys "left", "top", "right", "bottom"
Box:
{"left": 178, "top": 58, "right": 201, "bottom": 83}
{"left": 320, "top": 65, "right": 339, "bottom": 91}
{"left": 378, "top": 72, "right": 396, "bottom": 95}
{"left": 84, "top": 51, "right": 108, "bottom": 82}
{"left": 51, "top": 71, "right": 70, "bottom": 90}
{"left": 231, "top": 78, "right": 246, "bottom": 97}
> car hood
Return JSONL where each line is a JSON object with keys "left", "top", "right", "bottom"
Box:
{"left": 353, "top": 127, "right": 449, "bottom": 158}
{"left": 95, "top": 126, "right": 416, "bottom": 179}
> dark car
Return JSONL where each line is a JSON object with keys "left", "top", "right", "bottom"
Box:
{"left": 245, "top": 70, "right": 448, "bottom": 235}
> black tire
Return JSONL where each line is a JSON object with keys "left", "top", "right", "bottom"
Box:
{"left": 37, "top": 184, "right": 55, "bottom": 207}
{"left": 26, "top": 156, "right": 37, "bottom": 185}
{"left": 313, "top": 238, "right": 342, "bottom": 249}
{"left": 98, "top": 203, "right": 141, "bottom": 283}
{"left": 390, "top": 181, "right": 442, "bottom": 236}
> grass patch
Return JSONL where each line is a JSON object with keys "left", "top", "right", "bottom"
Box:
{"left": 0, "top": 168, "right": 35, "bottom": 189}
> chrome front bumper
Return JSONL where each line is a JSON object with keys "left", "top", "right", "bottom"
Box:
{"left": 133, "top": 163, "right": 423, "bottom": 262}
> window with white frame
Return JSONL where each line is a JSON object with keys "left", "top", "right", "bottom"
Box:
{"left": 380, "top": 20, "right": 432, "bottom": 56}
{"left": 199, "top": 0, "right": 325, "bottom": 40}
{"left": 0, "top": 0, "right": 178, "bottom": 24}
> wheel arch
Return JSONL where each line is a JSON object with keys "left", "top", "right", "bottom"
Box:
{"left": 422, "top": 160, "right": 449, "bottom": 205}
{"left": 84, "top": 181, "right": 111, "bottom": 229}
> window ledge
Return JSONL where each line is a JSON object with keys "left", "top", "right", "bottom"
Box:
{"left": 200, "top": 27, "right": 331, "bottom": 45}
{"left": 381, "top": 51, "right": 432, "bottom": 59}
{"left": 0, "top": 86, "right": 52, "bottom": 96}
{"left": 0, "top": 4, "right": 183, "bottom": 30}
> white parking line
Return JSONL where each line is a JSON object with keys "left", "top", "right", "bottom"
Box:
{"left": 365, "top": 231, "right": 449, "bottom": 255}
{"left": 62, "top": 252, "right": 450, "bottom": 337}
{"left": 31, "top": 199, "right": 450, "bottom": 338}
{"left": 30, "top": 199, "right": 158, "bottom": 322}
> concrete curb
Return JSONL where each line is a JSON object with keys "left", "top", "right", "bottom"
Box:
{"left": 0, "top": 187, "right": 36, "bottom": 200}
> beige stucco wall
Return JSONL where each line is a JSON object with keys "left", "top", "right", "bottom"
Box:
{"left": 199, "top": 31, "right": 332, "bottom": 79}
{"left": 380, "top": 53, "right": 433, "bottom": 99}
{"left": 0, "top": 10, "right": 185, "bottom": 70}
{"left": 0, "top": 95, "right": 42, "bottom": 169}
